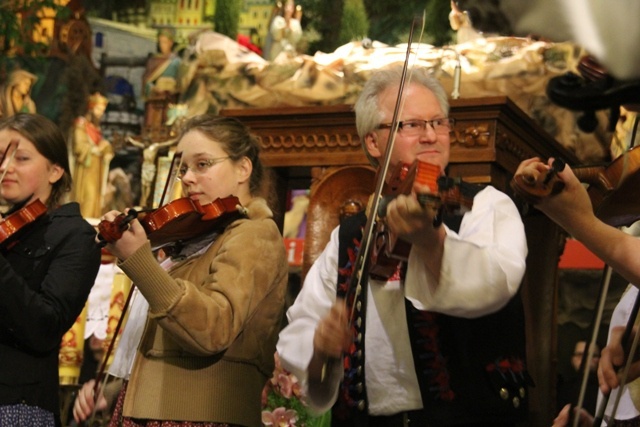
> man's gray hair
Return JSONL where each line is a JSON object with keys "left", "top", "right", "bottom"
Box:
{"left": 354, "top": 65, "right": 449, "bottom": 167}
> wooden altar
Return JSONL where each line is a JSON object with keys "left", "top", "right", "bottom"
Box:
{"left": 222, "top": 96, "right": 579, "bottom": 427}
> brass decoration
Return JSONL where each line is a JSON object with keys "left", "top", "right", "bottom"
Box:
{"left": 499, "top": 387, "right": 509, "bottom": 400}
{"left": 513, "top": 396, "right": 521, "bottom": 408}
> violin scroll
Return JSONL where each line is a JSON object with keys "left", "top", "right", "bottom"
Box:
{"left": 511, "top": 158, "right": 567, "bottom": 205}
{"left": 97, "top": 209, "right": 139, "bottom": 248}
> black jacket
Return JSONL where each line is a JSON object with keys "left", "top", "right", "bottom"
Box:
{"left": 0, "top": 202, "right": 101, "bottom": 424}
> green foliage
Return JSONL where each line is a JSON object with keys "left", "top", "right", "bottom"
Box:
{"left": 213, "top": 0, "right": 241, "bottom": 40}
{"left": 0, "top": 0, "right": 67, "bottom": 51}
{"left": 338, "top": 0, "right": 369, "bottom": 47}
{"left": 297, "top": 0, "right": 344, "bottom": 54}
{"left": 0, "top": 0, "right": 68, "bottom": 78}
{"left": 423, "top": 0, "right": 455, "bottom": 46}
{"left": 363, "top": 0, "right": 453, "bottom": 46}
{"left": 298, "top": 0, "right": 453, "bottom": 53}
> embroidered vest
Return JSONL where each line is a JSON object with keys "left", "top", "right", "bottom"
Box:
{"left": 333, "top": 190, "right": 533, "bottom": 426}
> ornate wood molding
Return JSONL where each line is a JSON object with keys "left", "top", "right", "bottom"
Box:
{"left": 451, "top": 122, "right": 492, "bottom": 148}
{"left": 222, "top": 97, "right": 578, "bottom": 186}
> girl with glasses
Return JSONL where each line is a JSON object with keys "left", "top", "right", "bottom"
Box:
{"left": 73, "top": 115, "right": 288, "bottom": 427}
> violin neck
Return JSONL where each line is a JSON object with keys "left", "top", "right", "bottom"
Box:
{"left": 573, "top": 166, "right": 610, "bottom": 189}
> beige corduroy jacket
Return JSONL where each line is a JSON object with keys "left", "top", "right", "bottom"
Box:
{"left": 115, "top": 198, "right": 288, "bottom": 427}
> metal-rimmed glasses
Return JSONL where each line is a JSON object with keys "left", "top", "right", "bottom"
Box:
{"left": 377, "top": 118, "right": 455, "bottom": 136}
{"left": 177, "top": 157, "right": 230, "bottom": 180}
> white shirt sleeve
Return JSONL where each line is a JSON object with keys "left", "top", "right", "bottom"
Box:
{"left": 276, "top": 226, "right": 343, "bottom": 413}
{"left": 405, "top": 186, "right": 528, "bottom": 318}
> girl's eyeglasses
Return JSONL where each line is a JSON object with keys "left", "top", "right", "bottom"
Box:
{"left": 177, "top": 157, "right": 229, "bottom": 180}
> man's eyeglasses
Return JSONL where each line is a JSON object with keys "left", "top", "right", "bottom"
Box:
{"left": 377, "top": 118, "right": 455, "bottom": 136}
{"left": 177, "top": 157, "right": 229, "bottom": 180}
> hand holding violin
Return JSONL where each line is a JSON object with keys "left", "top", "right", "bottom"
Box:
{"left": 99, "top": 209, "right": 149, "bottom": 260}
{"left": 385, "top": 182, "right": 446, "bottom": 251}
{"left": 514, "top": 157, "right": 597, "bottom": 236}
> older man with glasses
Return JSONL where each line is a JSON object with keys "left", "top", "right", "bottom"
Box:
{"left": 277, "top": 65, "right": 531, "bottom": 427}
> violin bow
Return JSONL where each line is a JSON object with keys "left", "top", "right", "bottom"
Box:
{"left": 87, "top": 282, "right": 136, "bottom": 426}
{"left": 592, "top": 288, "right": 640, "bottom": 426}
{"left": 157, "top": 151, "right": 183, "bottom": 208}
{"left": 0, "top": 140, "right": 19, "bottom": 185}
{"left": 346, "top": 12, "right": 426, "bottom": 326}
{"left": 570, "top": 264, "right": 615, "bottom": 427}
{"left": 320, "top": 12, "right": 426, "bottom": 383}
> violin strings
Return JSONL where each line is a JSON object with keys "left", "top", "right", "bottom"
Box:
{"left": 0, "top": 139, "right": 19, "bottom": 185}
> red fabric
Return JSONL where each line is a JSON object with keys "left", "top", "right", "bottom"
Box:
{"left": 84, "top": 121, "right": 102, "bottom": 146}
{"left": 237, "top": 34, "right": 262, "bottom": 55}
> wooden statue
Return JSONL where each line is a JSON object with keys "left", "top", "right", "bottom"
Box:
{"left": 0, "top": 69, "right": 38, "bottom": 118}
{"left": 70, "top": 92, "right": 114, "bottom": 219}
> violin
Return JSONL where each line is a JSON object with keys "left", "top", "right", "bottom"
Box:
{"left": 370, "top": 160, "right": 474, "bottom": 280}
{"left": 511, "top": 144, "right": 640, "bottom": 228}
{"left": 97, "top": 196, "right": 247, "bottom": 249}
{"left": 510, "top": 158, "right": 567, "bottom": 205}
{"left": 96, "top": 208, "right": 139, "bottom": 248}
{"left": 0, "top": 199, "right": 48, "bottom": 250}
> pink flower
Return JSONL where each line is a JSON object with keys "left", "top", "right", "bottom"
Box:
{"left": 262, "top": 407, "right": 298, "bottom": 426}
{"left": 276, "top": 372, "right": 298, "bottom": 398}
{"left": 269, "top": 352, "right": 304, "bottom": 399}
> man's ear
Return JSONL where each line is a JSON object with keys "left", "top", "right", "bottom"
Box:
{"left": 365, "top": 132, "right": 382, "bottom": 159}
